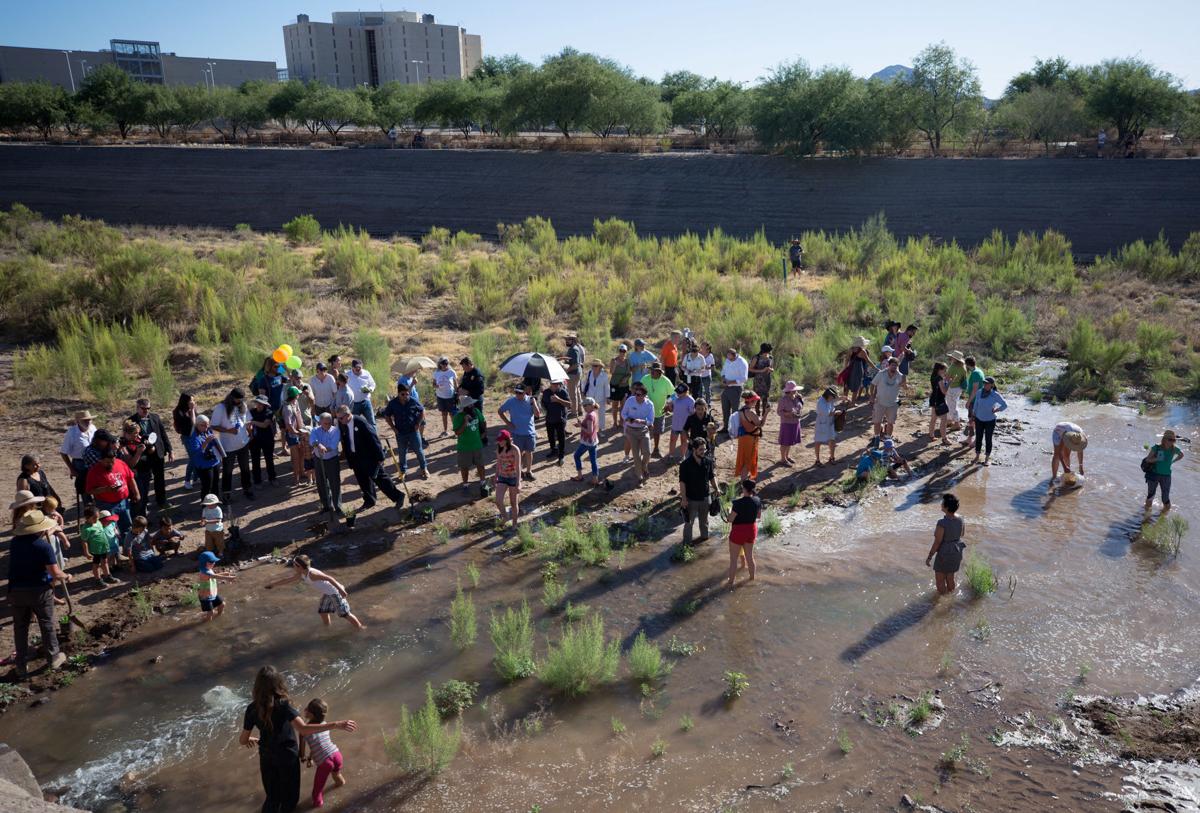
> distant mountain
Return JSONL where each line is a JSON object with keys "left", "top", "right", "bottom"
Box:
{"left": 871, "top": 65, "right": 913, "bottom": 83}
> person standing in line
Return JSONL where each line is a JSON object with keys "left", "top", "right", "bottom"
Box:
{"left": 678, "top": 437, "right": 716, "bottom": 545}
{"left": 660, "top": 330, "right": 682, "bottom": 385}
{"left": 945, "top": 352, "right": 967, "bottom": 431}
{"left": 185, "top": 415, "right": 223, "bottom": 499}
{"left": 59, "top": 409, "right": 97, "bottom": 508}
{"left": 248, "top": 396, "right": 278, "bottom": 489}
{"left": 870, "top": 357, "right": 905, "bottom": 439}
{"left": 719, "top": 348, "right": 749, "bottom": 435}
{"left": 894, "top": 324, "right": 918, "bottom": 379}
{"left": 684, "top": 399, "right": 719, "bottom": 449}
{"left": 666, "top": 382, "right": 696, "bottom": 461}
{"left": 682, "top": 342, "right": 707, "bottom": 404}
{"left": 345, "top": 359, "right": 377, "bottom": 429}
{"left": 173, "top": 394, "right": 197, "bottom": 489}
{"left": 776, "top": 381, "right": 804, "bottom": 466}
{"left": 642, "top": 363, "right": 674, "bottom": 459}
{"left": 8, "top": 510, "right": 70, "bottom": 677}
{"left": 541, "top": 380, "right": 571, "bottom": 465}
{"left": 459, "top": 357, "right": 486, "bottom": 412}
{"left": 608, "top": 345, "right": 632, "bottom": 433}
{"left": 961, "top": 356, "right": 985, "bottom": 447}
{"left": 627, "top": 339, "right": 657, "bottom": 386}
{"left": 382, "top": 384, "right": 428, "bottom": 479}
{"left": 282, "top": 387, "right": 314, "bottom": 488}
{"left": 928, "top": 362, "right": 951, "bottom": 445}
{"left": 493, "top": 430, "right": 521, "bottom": 528}
{"left": 17, "top": 455, "right": 59, "bottom": 504}
{"left": 498, "top": 384, "right": 542, "bottom": 482}
{"left": 211, "top": 388, "right": 254, "bottom": 503}
{"left": 452, "top": 395, "right": 487, "bottom": 491}
{"left": 432, "top": 356, "right": 458, "bottom": 438}
{"left": 1144, "top": 429, "right": 1184, "bottom": 515}
{"left": 1050, "top": 422, "right": 1087, "bottom": 486}
{"left": 571, "top": 397, "right": 602, "bottom": 486}
{"left": 308, "top": 361, "right": 338, "bottom": 420}
{"left": 925, "top": 493, "right": 965, "bottom": 596}
{"left": 844, "top": 339, "right": 874, "bottom": 403}
{"left": 129, "top": 398, "right": 172, "bottom": 511}
{"left": 971, "top": 377, "right": 1006, "bottom": 466}
{"left": 309, "top": 413, "right": 343, "bottom": 517}
{"left": 85, "top": 448, "right": 139, "bottom": 542}
{"left": 117, "top": 421, "right": 149, "bottom": 519}
{"left": 749, "top": 343, "right": 774, "bottom": 419}
{"left": 560, "top": 334, "right": 586, "bottom": 415}
{"left": 699, "top": 341, "right": 716, "bottom": 405}
{"left": 726, "top": 479, "right": 761, "bottom": 588}
{"left": 621, "top": 382, "right": 655, "bottom": 482}
{"left": 581, "top": 359, "right": 611, "bottom": 433}
{"left": 251, "top": 356, "right": 287, "bottom": 413}
{"left": 814, "top": 387, "right": 840, "bottom": 466}
{"left": 336, "top": 406, "right": 404, "bottom": 512}
{"left": 239, "top": 666, "right": 357, "bottom": 813}
{"left": 734, "top": 391, "right": 763, "bottom": 480}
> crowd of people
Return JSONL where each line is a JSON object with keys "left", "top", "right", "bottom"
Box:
{"left": 4, "top": 331, "right": 1186, "bottom": 690}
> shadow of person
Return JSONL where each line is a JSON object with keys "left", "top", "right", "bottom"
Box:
{"left": 839, "top": 594, "right": 938, "bottom": 663}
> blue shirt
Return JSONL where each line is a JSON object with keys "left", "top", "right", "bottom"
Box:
{"left": 185, "top": 429, "right": 222, "bottom": 470}
{"left": 395, "top": 375, "right": 420, "bottom": 402}
{"left": 309, "top": 425, "right": 341, "bottom": 460}
{"left": 499, "top": 396, "right": 536, "bottom": 437}
{"left": 8, "top": 533, "right": 56, "bottom": 589}
{"left": 627, "top": 350, "right": 658, "bottom": 383}
{"left": 971, "top": 389, "right": 1007, "bottom": 422}
{"left": 621, "top": 396, "right": 656, "bottom": 429}
{"left": 383, "top": 397, "right": 424, "bottom": 434}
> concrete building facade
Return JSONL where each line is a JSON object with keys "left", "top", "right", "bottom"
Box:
{"left": 282, "top": 11, "right": 483, "bottom": 89}
{"left": 0, "top": 41, "right": 277, "bottom": 91}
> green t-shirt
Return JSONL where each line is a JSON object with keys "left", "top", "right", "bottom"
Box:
{"left": 452, "top": 410, "right": 484, "bottom": 452}
{"left": 642, "top": 375, "right": 674, "bottom": 417}
{"left": 949, "top": 363, "right": 967, "bottom": 391}
{"left": 1149, "top": 444, "right": 1182, "bottom": 476}
{"left": 964, "top": 369, "right": 985, "bottom": 401}
{"left": 81, "top": 522, "right": 109, "bottom": 556}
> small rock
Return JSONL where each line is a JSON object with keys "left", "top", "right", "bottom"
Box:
{"left": 29, "top": 696, "right": 51, "bottom": 708}
{"left": 150, "top": 655, "right": 163, "bottom": 665}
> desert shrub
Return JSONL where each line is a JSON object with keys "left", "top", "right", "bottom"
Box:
{"left": 432, "top": 679, "right": 478, "bottom": 717}
{"left": 353, "top": 328, "right": 391, "bottom": 379}
{"left": 126, "top": 314, "right": 170, "bottom": 373}
{"left": 760, "top": 509, "right": 783, "bottom": 537}
{"left": 490, "top": 601, "right": 535, "bottom": 681}
{"left": 1140, "top": 515, "right": 1187, "bottom": 555}
{"left": 1063, "top": 318, "right": 1133, "bottom": 399}
{"left": 627, "top": 631, "right": 671, "bottom": 683}
{"left": 449, "top": 582, "right": 477, "bottom": 650}
{"left": 964, "top": 552, "right": 997, "bottom": 597}
{"left": 282, "top": 214, "right": 321, "bottom": 245}
{"left": 1135, "top": 322, "right": 1176, "bottom": 371}
{"left": 538, "top": 613, "right": 620, "bottom": 696}
{"left": 977, "top": 298, "right": 1032, "bottom": 360}
{"left": 149, "top": 364, "right": 177, "bottom": 406}
{"left": 383, "top": 683, "right": 461, "bottom": 776}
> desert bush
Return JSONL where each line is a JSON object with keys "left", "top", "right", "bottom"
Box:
{"left": 283, "top": 214, "right": 321, "bottom": 245}
{"left": 353, "top": 328, "right": 391, "bottom": 379}
{"left": 538, "top": 613, "right": 620, "bottom": 696}
{"left": 490, "top": 600, "right": 536, "bottom": 681}
{"left": 627, "top": 631, "right": 671, "bottom": 683}
{"left": 1140, "top": 515, "right": 1187, "bottom": 555}
{"left": 449, "top": 582, "right": 477, "bottom": 650}
{"left": 977, "top": 298, "right": 1032, "bottom": 360}
{"left": 383, "top": 683, "right": 461, "bottom": 776}
{"left": 432, "top": 679, "right": 478, "bottom": 717}
{"left": 964, "top": 552, "right": 997, "bottom": 597}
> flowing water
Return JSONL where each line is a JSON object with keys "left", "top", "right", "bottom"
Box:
{"left": 3, "top": 397, "right": 1198, "bottom": 812}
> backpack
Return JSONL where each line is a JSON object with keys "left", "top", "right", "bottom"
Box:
{"left": 728, "top": 410, "right": 741, "bottom": 438}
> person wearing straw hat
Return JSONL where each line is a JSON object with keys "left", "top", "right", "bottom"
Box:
{"left": 1050, "top": 421, "right": 1088, "bottom": 487}
{"left": 844, "top": 338, "right": 874, "bottom": 402}
{"left": 9, "top": 489, "right": 44, "bottom": 528}
{"left": 1144, "top": 429, "right": 1184, "bottom": 515}
{"left": 946, "top": 352, "right": 967, "bottom": 428}
{"left": 581, "top": 358, "right": 611, "bottom": 433}
{"left": 9, "top": 509, "right": 70, "bottom": 677}
{"left": 776, "top": 381, "right": 804, "bottom": 465}
{"left": 452, "top": 395, "right": 487, "bottom": 490}
{"left": 59, "top": 409, "right": 97, "bottom": 508}
{"left": 814, "top": 387, "right": 840, "bottom": 466}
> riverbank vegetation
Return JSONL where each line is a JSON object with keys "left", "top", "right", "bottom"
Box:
{"left": 2, "top": 204, "right": 1198, "bottom": 408}
{"left": 1, "top": 46, "right": 1197, "bottom": 157}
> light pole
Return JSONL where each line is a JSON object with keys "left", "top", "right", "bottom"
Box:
{"left": 62, "top": 51, "right": 75, "bottom": 92}
{"left": 206, "top": 62, "right": 216, "bottom": 88}
{"left": 80, "top": 59, "right": 89, "bottom": 77}
{"left": 409, "top": 59, "right": 424, "bottom": 86}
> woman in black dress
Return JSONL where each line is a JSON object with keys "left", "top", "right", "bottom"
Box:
{"left": 239, "top": 666, "right": 357, "bottom": 813}
{"left": 17, "top": 454, "right": 59, "bottom": 503}
{"left": 925, "top": 493, "right": 965, "bottom": 596}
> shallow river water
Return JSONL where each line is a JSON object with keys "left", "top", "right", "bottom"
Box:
{"left": 3, "top": 397, "right": 1197, "bottom": 812}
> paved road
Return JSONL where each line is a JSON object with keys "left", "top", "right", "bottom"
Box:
{"left": 2, "top": 145, "right": 1198, "bottom": 257}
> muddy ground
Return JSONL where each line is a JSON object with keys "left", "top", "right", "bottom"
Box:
{"left": 2, "top": 146, "right": 1200, "bottom": 258}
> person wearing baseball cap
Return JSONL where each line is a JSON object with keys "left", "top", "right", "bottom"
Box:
{"left": 196, "top": 550, "right": 237, "bottom": 621}
{"left": 433, "top": 356, "right": 459, "bottom": 437}
{"left": 628, "top": 339, "right": 657, "bottom": 385}
{"left": 666, "top": 382, "right": 696, "bottom": 461}
{"left": 453, "top": 395, "right": 487, "bottom": 489}
{"left": 642, "top": 362, "right": 674, "bottom": 458}
{"left": 282, "top": 385, "right": 315, "bottom": 486}
{"left": 970, "top": 376, "right": 1007, "bottom": 466}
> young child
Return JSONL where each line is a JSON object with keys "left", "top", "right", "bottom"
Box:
{"left": 100, "top": 510, "right": 123, "bottom": 575}
{"left": 151, "top": 515, "right": 184, "bottom": 556}
{"left": 299, "top": 698, "right": 348, "bottom": 807}
{"left": 41, "top": 496, "right": 72, "bottom": 605}
{"left": 197, "top": 551, "right": 236, "bottom": 622}
{"left": 128, "top": 516, "right": 164, "bottom": 573}
{"left": 81, "top": 506, "right": 117, "bottom": 586}
{"left": 265, "top": 554, "right": 365, "bottom": 629}
{"left": 201, "top": 494, "right": 225, "bottom": 558}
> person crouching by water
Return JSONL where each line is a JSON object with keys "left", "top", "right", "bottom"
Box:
{"left": 925, "top": 493, "right": 965, "bottom": 596}
{"left": 727, "top": 479, "right": 761, "bottom": 588}
{"left": 240, "top": 666, "right": 356, "bottom": 813}
{"left": 1144, "top": 429, "right": 1184, "bottom": 515}
{"left": 1050, "top": 422, "right": 1087, "bottom": 488}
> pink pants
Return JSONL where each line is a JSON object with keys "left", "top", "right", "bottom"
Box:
{"left": 312, "top": 751, "right": 343, "bottom": 807}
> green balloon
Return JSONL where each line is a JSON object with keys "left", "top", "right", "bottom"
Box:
{"left": 285, "top": 355, "right": 302, "bottom": 370}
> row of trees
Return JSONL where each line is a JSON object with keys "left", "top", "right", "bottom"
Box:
{"left": 1, "top": 45, "right": 1197, "bottom": 154}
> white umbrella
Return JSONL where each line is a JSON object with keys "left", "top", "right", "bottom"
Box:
{"left": 499, "top": 352, "right": 569, "bottom": 382}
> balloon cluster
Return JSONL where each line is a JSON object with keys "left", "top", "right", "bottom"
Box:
{"left": 272, "top": 343, "right": 303, "bottom": 371}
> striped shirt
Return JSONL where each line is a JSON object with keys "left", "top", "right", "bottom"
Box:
{"left": 305, "top": 730, "right": 339, "bottom": 764}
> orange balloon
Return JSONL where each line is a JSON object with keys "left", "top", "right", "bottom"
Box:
{"left": 272, "top": 348, "right": 288, "bottom": 363}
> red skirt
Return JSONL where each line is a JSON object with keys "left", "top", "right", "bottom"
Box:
{"left": 730, "top": 524, "right": 758, "bottom": 546}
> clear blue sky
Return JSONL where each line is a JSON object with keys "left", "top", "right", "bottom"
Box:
{"left": 5, "top": 0, "right": 1197, "bottom": 97}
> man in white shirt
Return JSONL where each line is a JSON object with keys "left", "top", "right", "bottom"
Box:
{"left": 870, "top": 357, "right": 905, "bottom": 438}
{"left": 719, "top": 349, "right": 749, "bottom": 435}
{"left": 59, "top": 409, "right": 97, "bottom": 501}
{"left": 308, "top": 361, "right": 337, "bottom": 418}
{"left": 345, "top": 359, "right": 378, "bottom": 429}
{"left": 432, "top": 356, "right": 458, "bottom": 437}
{"left": 210, "top": 388, "right": 254, "bottom": 502}
{"left": 621, "top": 382, "right": 656, "bottom": 482}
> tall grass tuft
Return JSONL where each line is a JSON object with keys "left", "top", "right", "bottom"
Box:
{"left": 353, "top": 328, "right": 391, "bottom": 380}
{"left": 150, "top": 364, "right": 177, "bottom": 406}
{"left": 1140, "top": 515, "right": 1187, "bottom": 555}
{"left": 627, "top": 631, "right": 671, "bottom": 683}
{"left": 449, "top": 582, "right": 477, "bottom": 650}
{"left": 383, "top": 683, "right": 462, "bottom": 776}
{"left": 964, "top": 552, "right": 998, "bottom": 597}
{"left": 761, "top": 509, "right": 783, "bottom": 537}
{"left": 468, "top": 330, "right": 499, "bottom": 380}
{"left": 538, "top": 613, "right": 620, "bottom": 697}
{"left": 490, "top": 600, "right": 536, "bottom": 681}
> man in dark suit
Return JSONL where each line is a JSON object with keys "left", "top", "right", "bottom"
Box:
{"left": 335, "top": 405, "right": 403, "bottom": 511}
{"left": 129, "top": 397, "right": 173, "bottom": 510}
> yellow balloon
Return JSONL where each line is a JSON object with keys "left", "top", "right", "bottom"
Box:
{"left": 279, "top": 344, "right": 294, "bottom": 356}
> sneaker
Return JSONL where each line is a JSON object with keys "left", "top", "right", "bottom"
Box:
{"left": 49, "top": 652, "right": 67, "bottom": 670}
{"left": 104, "top": 575, "right": 120, "bottom": 585}
{"left": 439, "top": 431, "right": 448, "bottom": 438}
{"left": 183, "top": 480, "right": 194, "bottom": 490}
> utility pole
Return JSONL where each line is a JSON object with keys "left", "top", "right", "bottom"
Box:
{"left": 62, "top": 51, "right": 75, "bottom": 92}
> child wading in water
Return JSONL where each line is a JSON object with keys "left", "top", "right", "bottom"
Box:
{"left": 265, "top": 554, "right": 365, "bottom": 629}
{"left": 925, "top": 493, "right": 965, "bottom": 596}
{"left": 300, "top": 698, "right": 350, "bottom": 807}
{"left": 197, "top": 551, "right": 237, "bottom": 621}
{"left": 727, "top": 479, "right": 761, "bottom": 588}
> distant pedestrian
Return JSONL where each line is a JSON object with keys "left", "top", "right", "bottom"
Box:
{"left": 642, "top": 363, "right": 673, "bottom": 458}
{"left": 59, "top": 409, "right": 97, "bottom": 506}
{"left": 925, "top": 493, "right": 964, "bottom": 596}
{"left": 173, "top": 394, "right": 198, "bottom": 489}
{"left": 961, "top": 356, "right": 985, "bottom": 446}
{"left": 608, "top": 344, "right": 632, "bottom": 431}
{"left": 698, "top": 341, "right": 716, "bottom": 404}
{"left": 541, "top": 380, "right": 571, "bottom": 465}
{"left": 560, "top": 334, "right": 586, "bottom": 415}
{"left": 776, "top": 381, "right": 804, "bottom": 466}
{"left": 719, "top": 348, "right": 749, "bottom": 434}
{"left": 248, "top": 396, "right": 278, "bottom": 488}
{"left": 971, "top": 377, "right": 1007, "bottom": 466}
{"left": 129, "top": 397, "right": 172, "bottom": 510}
{"left": 660, "top": 330, "right": 683, "bottom": 385}
{"left": 928, "top": 362, "right": 950, "bottom": 444}
{"left": 682, "top": 342, "right": 707, "bottom": 404}
{"left": 185, "top": 415, "right": 223, "bottom": 499}
{"left": 581, "top": 359, "right": 610, "bottom": 432}
{"left": 945, "top": 352, "right": 967, "bottom": 430}
{"left": 211, "top": 388, "right": 254, "bottom": 503}
{"left": 1144, "top": 429, "right": 1184, "bottom": 515}
{"left": 666, "top": 382, "right": 696, "bottom": 460}
{"left": 382, "top": 384, "right": 428, "bottom": 479}
{"left": 336, "top": 405, "right": 404, "bottom": 512}
{"left": 621, "top": 382, "right": 654, "bottom": 482}
{"left": 308, "top": 362, "right": 337, "bottom": 417}
{"left": 726, "top": 479, "right": 761, "bottom": 588}
{"left": 459, "top": 357, "right": 486, "bottom": 411}
{"left": 734, "top": 391, "right": 763, "bottom": 480}
{"left": 749, "top": 343, "right": 774, "bottom": 418}
{"left": 842, "top": 338, "right": 873, "bottom": 403}
{"left": 627, "top": 339, "right": 657, "bottom": 385}
{"left": 452, "top": 395, "right": 487, "bottom": 491}
{"left": 788, "top": 238, "right": 804, "bottom": 273}
{"left": 498, "top": 384, "right": 541, "bottom": 481}
{"left": 309, "top": 413, "right": 343, "bottom": 516}
{"left": 345, "top": 359, "right": 377, "bottom": 429}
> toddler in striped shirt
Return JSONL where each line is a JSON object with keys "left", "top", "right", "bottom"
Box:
{"left": 300, "top": 698, "right": 347, "bottom": 807}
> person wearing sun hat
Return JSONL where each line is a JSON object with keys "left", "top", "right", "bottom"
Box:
{"left": 946, "top": 351, "right": 967, "bottom": 429}
{"left": 9, "top": 509, "right": 70, "bottom": 677}
{"left": 776, "top": 381, "right": 805, "bottom": 465}
{"left": 59, "top": 408, "right": 97, "bottom": 505}
{"left": 734, "top": 391, "right": 764, "bottom": 480}
{"left": 844, "top": 337, "right": 874, "bottom": 402}
{"left": 200, "top": 493, "right": 226, "bottom": 558}
{"left": 1050, "top": 421, "right": 1088, "bottom": 487}
{"left": 9, "top": 489, "right": 45, "bottom": 528}
{"left": 1144, "top": 429, "right": 1184, "bottom": 514}
{"left": 581, "top": 358, "right": 611, "bottom": 433}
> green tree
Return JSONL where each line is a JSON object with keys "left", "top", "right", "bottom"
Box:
{"left": 999, "top": 85, "right": 1087, "bottom": 153}
{"left": 907, "top": 43, "right": 983, "bottom": 155}
{"left": 751, "top": 62, "right": 858, "bottom": 155}
{"left": 267, "top": 79, "right": 307, "bottom": 131}
{"left": 172, "top": 84, "right": 217, "bottom": 135}
{"left": 1005, "top": 56, "right": 1086, "bottom": 99}
{"left": 209, "top": 84, "right": 269, "bottom": 141}
{"left": 0, "top": 82, "right": 70, "bottom": 139}
{"left": 470, "top": 54, "right": 533, "bottom": 82}
{"left": 367, "top": 81, "right": 421, "bottom": 134}
{"left": 143, "top": 84, "right": 181, "bottom": 138}
{"left": 504, "top": 49, "right": 624, "bottom": 138}
{"left": 660, "top": 70, "right": 708, "bottom": 104}
{"left": 672, "top": 80, "right": 748, "bottom": 141}
{"left": 415, "top": 80, "right": 481, "bottom": 137}
{"left": 78, "top": 64, "right": 150, "bottom": 138}
{"left": 585, "top": 74, "right": 667, "bottom": 138}
{"left": 1084, "top": 58, "right": 1183, "bottom": 148}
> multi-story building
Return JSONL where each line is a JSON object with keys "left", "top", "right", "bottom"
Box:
{"left": 0, "top": 40, "right": 277, "bottom": 90}
{"left": 282, "top": 11, "right": 483, "bottom": 88}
